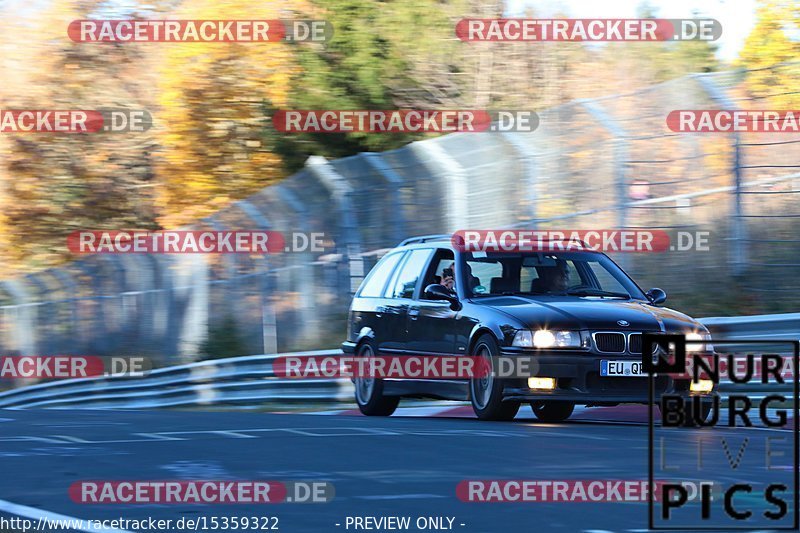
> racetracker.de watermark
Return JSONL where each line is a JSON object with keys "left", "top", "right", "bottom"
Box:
{"left": 668, "top": 110, "right": 800, "bottom": 133}
{"left": 451, "top": 230, "right": 711, "bottom": 253}
{"left": 67, "top": 231, "right": 326, "bottom": 254}
{"left": 68, "top": 20, "right": 332, "bottom": 43}
{"left": 0, "top": 109, "right": 152, "bottom": 133}
{"left": 273, "top": 354, "right": 594, "bottom": 379}
{"left": 70, "top": 481, "right": 334, "bottom": 504}
{"left": 272, "top": 110, "right": 538, "bottom": 133}
{"left": 456, "top": 480, "right": 679, "bottom": 502}
{"left": 0, "top": 355, "right": 151, "bottom": 379}
{"left": 455, "top": 18, "right": 721, "bottom": 42}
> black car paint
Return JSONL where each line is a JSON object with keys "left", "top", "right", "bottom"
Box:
{"left": 342, "top": 242, "right": 710, "bottom": 404}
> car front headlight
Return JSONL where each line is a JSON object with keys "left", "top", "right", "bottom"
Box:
{"left": 686, "top": 331, "right": 713, "bottom": 353}
{"left": 512, "top": 330, "right": 534, "bottom": 347}
{"left": 513, "top": 329, "right": 582, "bottom": 348}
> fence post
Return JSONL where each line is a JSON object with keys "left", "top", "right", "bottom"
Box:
{"left": 275, "top": 184, "right": 319, "bottom": 347}
{"left": 50, "top": 268, "right": 79, "bottom": 355}
{"left": 361, "top": 152, "right": 407, "bottom": 243}
{"left": 580, "top": 99, "right": 629, "bottom": 267}
{"left": 695, "top": 74, "right": 746, "bottom": 276}
{"left": 24, "top": 274, "right": 52, "bottom": 355}
{"left": 501, "top": 132, "right": 538, "bottom": 225}
{"left": 305, "top": 156, "right": 364, "bottom": 295}
{"left": 235, "top": 199, "right": 278, "bottom": 354}
{"left": 411, "top": 140, "right": 468, "bottom": 233}
{"left": 1, "top": 280, "right": 35, "bottom": 356}
{"left": 116, "top": 254, "right": 150, "bottom": 356}
{"left": 105, "top": 254, "right": 130, "bottom": 356}
{"left": 176, "top": 254, "right": 208, "bottom": 362}
{"left": 143, "top": 253, "right": 171, "bottom": 357}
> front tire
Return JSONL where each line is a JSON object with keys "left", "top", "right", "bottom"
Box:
{"left": 530, "top": 401, "right": 575, "bottom": 422}
{"left": 354, "top": 341, "right": 399, "bottom": 416}
{"left": 469, "top": 334, "right": 520, "bottom": 421}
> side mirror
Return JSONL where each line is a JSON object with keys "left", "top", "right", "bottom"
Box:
{"left": 424, "top": 283, "right": 461, "bottom": 311}
{"left": 645, "top": 288, "right": 667, "bottom": 306}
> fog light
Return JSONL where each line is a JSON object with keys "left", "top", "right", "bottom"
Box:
{"left": 528, "top": 377, "right": 556, "bottom": 390}
{"left": 690, "top": 379, "right": 714, "bottom": 393}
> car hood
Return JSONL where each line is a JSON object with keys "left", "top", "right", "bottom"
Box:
{"left": 477, "top": 295, "right": 702, "bottom": 332}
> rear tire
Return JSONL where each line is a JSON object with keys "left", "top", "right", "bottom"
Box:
{"left": 469, "top": 334, "right": 520, "bottom": 421}
{"left": 354, "top": 341, "right": 399, "bottom": 416}
{"left": 530, "top": 401, "right": 575, "bottom": 423}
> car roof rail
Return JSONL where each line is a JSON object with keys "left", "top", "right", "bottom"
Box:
{"left": 396, "top": 234, "right": 453, "bottom": 247}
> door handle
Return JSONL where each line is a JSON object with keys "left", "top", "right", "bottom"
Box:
{"left": 408, "top": 308, "right": 420, "bottom": 320}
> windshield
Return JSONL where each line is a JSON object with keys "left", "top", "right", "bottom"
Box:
{"left": 460, "top": 251, "right": 647, "bottom": 300}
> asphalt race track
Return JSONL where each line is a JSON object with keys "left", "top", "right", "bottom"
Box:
{"left": 0, "top": 408, "right": 795, "bottom": 532}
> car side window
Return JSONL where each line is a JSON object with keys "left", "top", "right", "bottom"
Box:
{"left": 465, "top": 260, "right": 503, "bottom": 295}
{"left": 386, "top": 249, "right": 434, "bottom": 299}
{"left": 357, "top": 252, "right": 403, "bottom": 298}
{"left": 422, "top": 249, "right": 456, "bottom": 297}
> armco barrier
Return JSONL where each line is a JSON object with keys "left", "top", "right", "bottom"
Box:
{"left": 701, "top": 314, "right": 797, "bottom": 399}
{"left": 0, "top": 314, "right": 796, "bottom": 409}
{"left": 0, "top": 349, "right": 348, "bottom": 409}
{"left": 702, "top": 313, "right": 800, "bottom": 341}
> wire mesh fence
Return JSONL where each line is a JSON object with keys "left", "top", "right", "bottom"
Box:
{"left": 1, "top": 63, "right": 799, "bottom": 368}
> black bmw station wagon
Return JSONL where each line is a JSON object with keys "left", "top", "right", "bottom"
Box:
{"left": 342, "top": 235, "right": 714, "bottom": 421}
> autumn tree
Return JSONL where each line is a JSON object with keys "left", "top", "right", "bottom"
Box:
{"left": 154, "top": 0, "right": 306, "bottom": 228}
{"left": 0, "top": 0, "right": 159, "bottom": 274}
{"left": 738, "top": 0, "right": 800, "bottom": 107}
{"left": 258, "top": 0, "right": 475, "bottom": 171}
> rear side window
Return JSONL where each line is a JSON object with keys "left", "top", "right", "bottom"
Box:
{"left": 467, "top": 261, "right": 503, "bottom": 289}
{"left": 358, "top": 252, "right": 403, "bottom": 297}
{"left": 386, "top": 249, "right": 434, "bottom": 299}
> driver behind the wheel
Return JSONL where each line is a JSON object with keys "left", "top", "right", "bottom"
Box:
{"left": 530, "top": 259, "right": 569, "bottom": 294}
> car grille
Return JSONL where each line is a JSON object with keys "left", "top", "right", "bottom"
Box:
{"left": 628, "top": 333, "right": 642, "bottom": 354}
{"left": 594, "top": 332, "right": 625, "bottom": 353}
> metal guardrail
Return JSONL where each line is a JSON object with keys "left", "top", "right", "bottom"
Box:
{"left": 699, "top": 315, "right": 798, "bottom": 399}
{"left": 0, "top": 314, "right": 796, "bottom": 409}
{"left": 701, "top": 313, "right": 800, "bottom": 341}
{"left": 0, "top": 349, "right": 348, "bottom": 409}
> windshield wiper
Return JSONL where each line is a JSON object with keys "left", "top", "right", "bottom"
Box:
{"left": 566, "top": 288, "right": 630, "bottom": 299}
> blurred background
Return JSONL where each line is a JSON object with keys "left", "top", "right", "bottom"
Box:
{"left": 0, "top": 0, "right": 798, "bottom": 367}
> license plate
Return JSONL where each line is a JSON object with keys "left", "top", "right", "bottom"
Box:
{"left": 600, "top": 360, "right": 645, "bottom": 377}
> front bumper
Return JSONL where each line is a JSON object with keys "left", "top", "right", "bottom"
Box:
{"left": 341, "top": 341, "right": 357, "bottom": 354}
{"left": 497, "top": 349, "right": 716, "bottom": 405}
